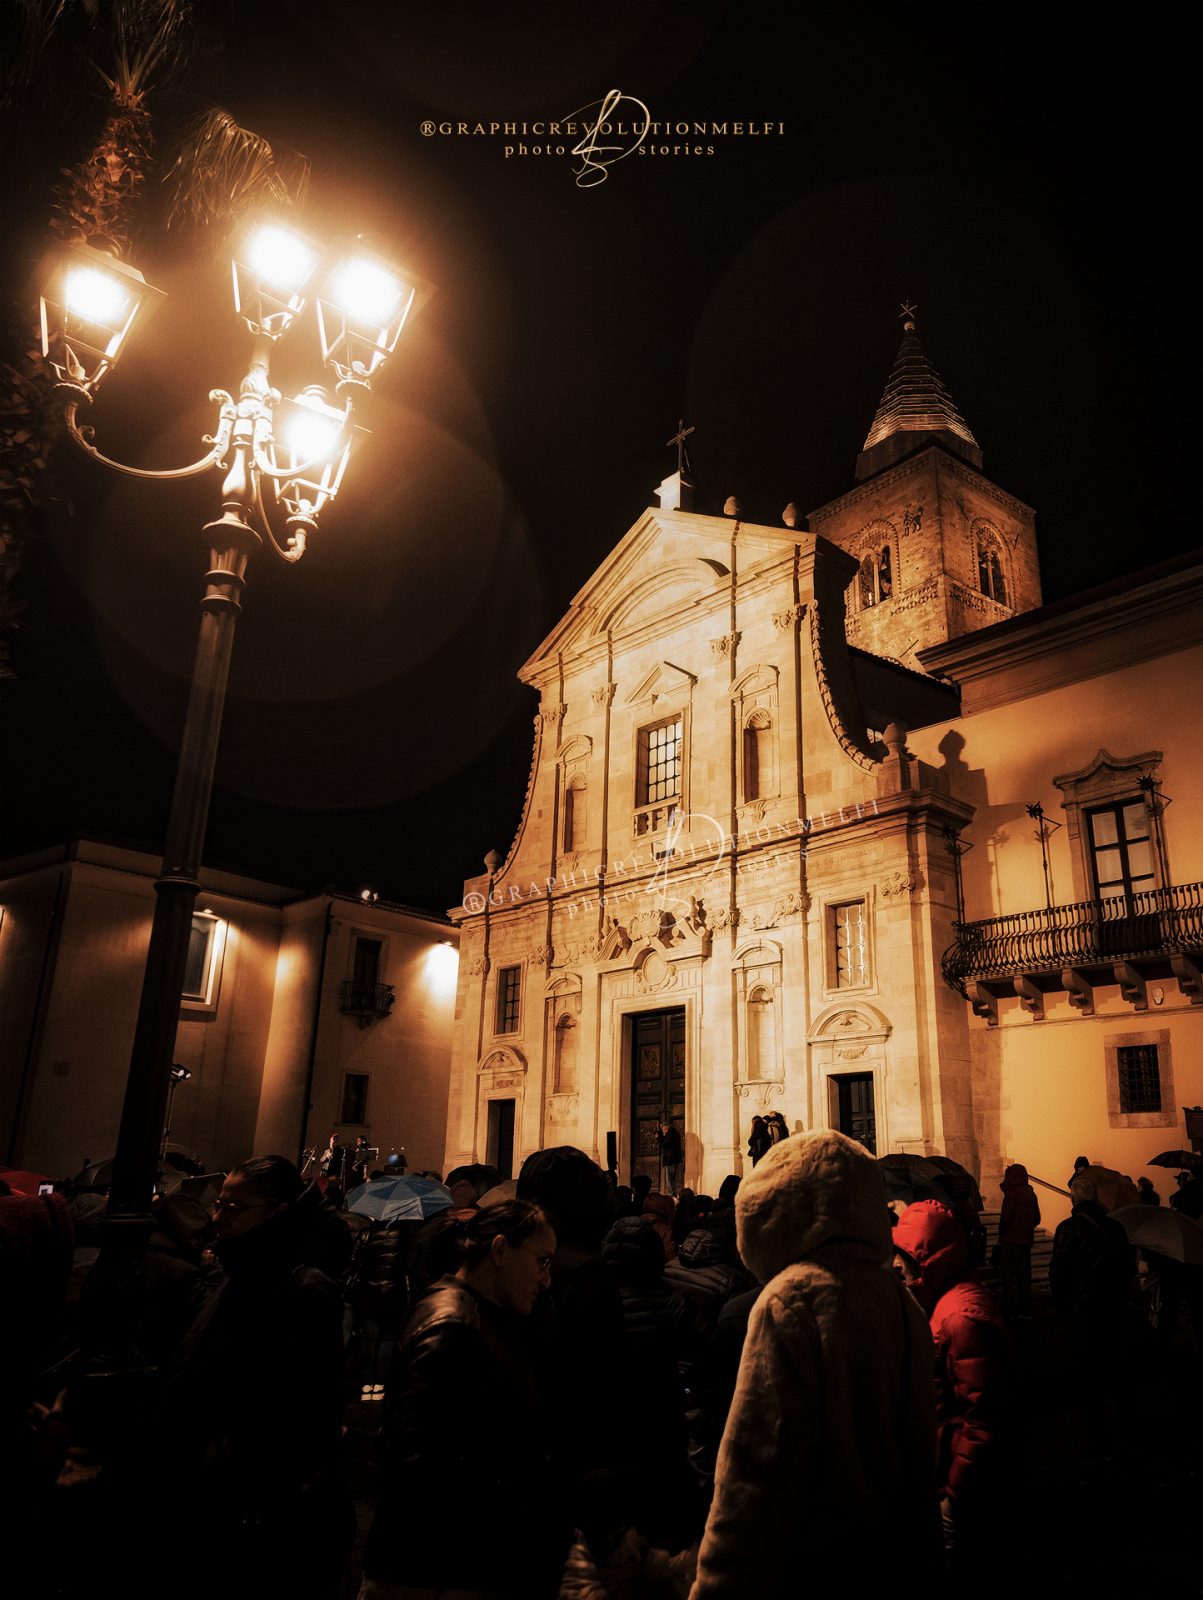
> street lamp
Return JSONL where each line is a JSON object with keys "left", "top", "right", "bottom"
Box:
{"left": 39, "top": 223, "right": 428, "bottom": 1228}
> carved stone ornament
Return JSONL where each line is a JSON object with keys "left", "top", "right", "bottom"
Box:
{"left": 468, "top": 956, "right": 490, "bottom": 978}
{"left": 836, "top": 1044, "right": 868, "bottom": 1060}
{"left": 738, "top": 798, "right": 770, "bottom": 823}
{"left": 772, "top": 603, "right": 807, "bottom": 631}
{"left": 637, "top": 949, "right": 676, "bottom": 993}
{"left": 902, "top": 504, "right": 924, "bottom": 537}
{"left": 735, "top": 1079, "right": 785, "bottom": 1108}
{"left": 880, "top": 869, "right": 923, "bottom": 898}
{"left": 591, "top": 682, "right": 616, "bottom": 707}
{"left": 533, "top": 944, "right": 555, "bottom": 967}
{"left": 710, "top": 631, "right": 741, "bottom": 660}
{"left": 546, "top": 1093, "right": 580, "bottom": 1125}
{"left": 745, "top": 889, "right": 808, "bottom": 930}
{"left": 709, "top": 905, "right": 740, "bottom": 931}
{"left": 540, "top": 703, "right": 567, "bottom": 728}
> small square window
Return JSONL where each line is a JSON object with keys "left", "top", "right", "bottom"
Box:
{"left": 1117, "top": 1044, "right": 1161, "bottom": 1114}
{"left": 341, "top": 1072, "right": 369, "bottom": 1124}
{"left": 829, "top": 900, "right": 869, "bottom": 988}
{"left": 496, "top": 965, "right": 522, "bottom": 1035}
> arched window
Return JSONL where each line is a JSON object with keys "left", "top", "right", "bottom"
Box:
{"left": 743, "top": 709, "right": 772, "bottom": 803}
{"left": 877, "top": 545, "right": 892, "bottom": 599}
{"left": 856, "top": 544, "right": 895, "bottom": 609}
{"left": 553, "top": 1013, "right": 579, "bottom": 1094}
{"left": 563, "top": 776, "right": 585, "bottom": 852}
{"left": 976, "top": 531, "right": 1008, "bottom": 604}
{"left": 747, "top": 985, "right": 776, "bottom": 1079}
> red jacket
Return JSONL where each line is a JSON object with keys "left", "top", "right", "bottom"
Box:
{"left": 893, "top": 1200, "right": 1013, "bottom": 1508}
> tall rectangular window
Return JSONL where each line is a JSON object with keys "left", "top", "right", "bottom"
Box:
{"left": 1117, "top": 1044, "right": 1161, "bottom": 1114}
{"left": 352, "top": 937, "right": 383, "bottom": 988}
{"left": 1087, "top": 801, "right": 1155, "bottom": 900}
{"left": 831, "top": 900, "right": 868, "bottom": 988}
{"left": 496, "top": 965, "right": 522, "bottom": 1035}
{"left": 181, "top": 912, "right": 223, "bottom": 1010}
{"left": 341, "top": 1072, "right": 369, "bottom": 1124}
{"left": 637, "top": 718, "right": 682, "bottom": 806}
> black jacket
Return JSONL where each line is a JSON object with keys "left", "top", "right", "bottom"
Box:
{"left": 363, "top": 1277, "right": 567, "bottom": 1598}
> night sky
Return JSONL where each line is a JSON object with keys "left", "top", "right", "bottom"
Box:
{"left": 2, "top": 4, "right": 1195, "bottom": 913}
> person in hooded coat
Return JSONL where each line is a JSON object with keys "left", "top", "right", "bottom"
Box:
{"left": 688, "top": 1130, "right": 940, "bottom": 1598}
{"left": 996, "top": 1163, "right": 1041, "bottom": 1319}
{"left": 893, "top": 1199, "right": 1014, "bottom": 1565}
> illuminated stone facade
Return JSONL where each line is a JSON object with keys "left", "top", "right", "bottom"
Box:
{"left": 445, "top": 324, "right": 1203, "bottom": 1217}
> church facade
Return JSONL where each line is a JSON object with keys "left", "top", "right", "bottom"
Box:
{"left": 443, "top": 318, "right": 1203, "bottom": 1211}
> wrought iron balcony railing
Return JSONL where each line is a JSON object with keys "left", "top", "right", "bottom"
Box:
{"left": 339, "top": 980, "right": 396, "bottom": 1026}
{"left": 942, "top": 881, "right": 1203, "bottom": 996}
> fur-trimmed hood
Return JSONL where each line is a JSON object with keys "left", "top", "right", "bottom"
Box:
{"left": 735, "top": 1128, "right": 891, "bottom": 1285}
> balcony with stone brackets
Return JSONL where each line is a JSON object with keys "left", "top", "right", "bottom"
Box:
{"left": 941, "top": 881, "right": 1203, "bottom": 1024}
{"left": 339, "top": 980, "right": 396, "bottom": 1028}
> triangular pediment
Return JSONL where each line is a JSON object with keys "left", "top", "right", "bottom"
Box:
{"left": 520, "top": 507, "right": 805, "bottom": 681}
{"left": 627, "top": 660, "right": 698, "bottom": 706}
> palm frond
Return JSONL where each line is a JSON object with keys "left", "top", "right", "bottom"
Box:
{"left": 161, "top": 107, "right": 311, "bottom": 241}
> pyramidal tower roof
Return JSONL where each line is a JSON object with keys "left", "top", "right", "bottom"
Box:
{"left": 855, "top": 308, "right": 982, "bottom": 480}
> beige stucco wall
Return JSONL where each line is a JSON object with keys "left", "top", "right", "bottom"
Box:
{"left": 909, "top": 638, "right": 1203, "bottom": 1211}
{"left": 302, "top": 909, "right": 460, "bottom": 1179}
{"left": 1, "top": 844, "right": 459, "bottom": 1184}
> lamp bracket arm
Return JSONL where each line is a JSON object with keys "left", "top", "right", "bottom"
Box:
{"left": 252, "top": 469, "right": 309, "bottom": 564}
{"left": 59, "top": 388, "right": 235, "bottom": 481}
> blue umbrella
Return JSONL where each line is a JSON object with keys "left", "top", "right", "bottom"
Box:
{"left": 345, "top": 1175, "right": 454, "bottom": 1223}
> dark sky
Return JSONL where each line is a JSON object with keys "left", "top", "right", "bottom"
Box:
{"left": 2, "top": 3, "right": 1196, "bottom": 912}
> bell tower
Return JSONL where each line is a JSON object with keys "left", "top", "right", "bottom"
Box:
{"left": 808, "top": 307, "right": 1041, "bottom": 666}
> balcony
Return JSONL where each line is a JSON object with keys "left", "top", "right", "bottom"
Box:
{"left": 339, "top": 980, "right": 395, "bottom": 1028}
{"left": 942, "top": 881, "right": 1203, "bottom": 1023}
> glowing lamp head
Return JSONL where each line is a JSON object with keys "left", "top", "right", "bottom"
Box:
{"left": 245, "top": 225, "right": 319, "bottom": 294}
{"left": 268, "top": 385, "right": 360, "bottom": 530}
{"left": 316, "top": 248, "right": 428, "bottom": 389}
{"left": 281, "top": 397, "right": 344, "bottom": 466}
{"left": 38, "top": 244, "right": 163, "bottom": 392}
{"left": 64, "top": 267, "right": 133, "bottom": 324}
{"left": 328, "top": 258, "right": 405, "bottom": 323}
{"left": 232, "top": 219, "right": 322, "bottom": 339}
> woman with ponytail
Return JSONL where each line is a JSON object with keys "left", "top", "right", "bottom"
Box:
{"left": 360, "top": 1200, "right": 568, "bottom": 1599}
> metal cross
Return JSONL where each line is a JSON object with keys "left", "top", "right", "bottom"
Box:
{"left": 899, "top": 301, "right": 918, "bottom": 327}
{"left": 666, "top": 418, "right": 695, "bottom": 479}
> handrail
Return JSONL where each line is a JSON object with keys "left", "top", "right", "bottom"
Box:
{"left": 941, "top": 880, "right": 1203, "bottom": 993}
{"left": 1028, "top": 1175, "right": 1070, "bottom": 1198}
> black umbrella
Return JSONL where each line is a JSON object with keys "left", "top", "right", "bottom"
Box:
{"left": 1149, "top": 1150, "right": 1202, "bottom": 1169}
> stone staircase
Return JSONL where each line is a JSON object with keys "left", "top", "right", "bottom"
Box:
{"left": 977, "top": 1207, "right": 1055, "bottom": 1299}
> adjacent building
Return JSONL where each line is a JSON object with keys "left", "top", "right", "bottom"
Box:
{"left": 0, "top": 838, "right": 459, "bottom": 1180}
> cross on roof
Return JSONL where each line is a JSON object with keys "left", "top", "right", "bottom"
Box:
{"left": 666, "top": 418, "right": 695, "bottom": 480}
{"left": 899, "top": 300, "right": 918, "bottom": 329}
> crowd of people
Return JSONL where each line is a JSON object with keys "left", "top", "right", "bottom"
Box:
{"left": 3, "top": 1132, "right": 1201, "bottom": 1598}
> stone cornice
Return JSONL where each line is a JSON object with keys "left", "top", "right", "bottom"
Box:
{"left": 808, "top": 445, "right": 1034, "bottom": 526}
{"left": 918, "top": 553, "right": 1203, "bottom": 712}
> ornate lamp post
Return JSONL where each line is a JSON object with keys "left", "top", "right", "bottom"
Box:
{"left": 39, "top": 224, "right": 426, "bottom": 1227}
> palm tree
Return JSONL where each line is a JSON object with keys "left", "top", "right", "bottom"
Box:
{"left": 0, "top": 0, "right": 308, "bottom": 679}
